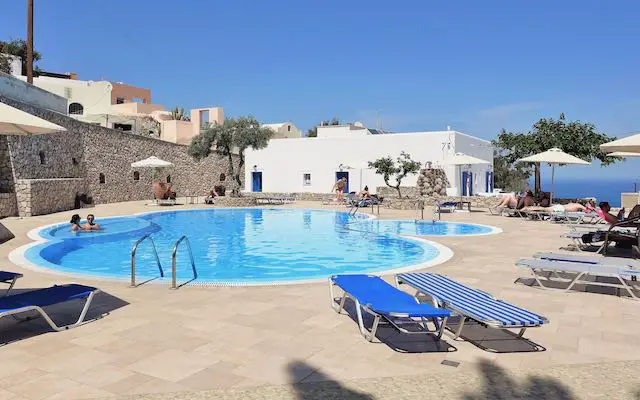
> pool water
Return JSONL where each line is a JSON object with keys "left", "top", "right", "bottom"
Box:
{"left": 349, "top": 219, "right": 496, "bottom": 236}
{"left": 25, "top": 209, "right": 445, "bottom": 284}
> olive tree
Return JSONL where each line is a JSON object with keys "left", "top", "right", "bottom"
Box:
{"left": 368, "top": 151, "right": 421, "bottom": 197}
{"left": 189, "top": 116, "right": 273, "bottom": 196}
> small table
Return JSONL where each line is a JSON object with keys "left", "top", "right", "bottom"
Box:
{"left": 185, "top": 195, "right": 199, "bottom": 205}
{"left": 457, "top": 201, "right": 472, "bottom": 211}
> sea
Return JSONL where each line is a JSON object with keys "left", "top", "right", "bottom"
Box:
{"left": 532, "top": 178, "right": 640, "bottom": 207}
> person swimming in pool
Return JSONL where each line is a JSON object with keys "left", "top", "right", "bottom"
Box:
{"left": 70, "top": 214, "right": 83, "bottom": 231}
{"left": 83, "top": 214, "right": 101, "bottom": 230}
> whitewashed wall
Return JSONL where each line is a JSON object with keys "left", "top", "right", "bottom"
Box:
{"left": 244, "top": 131, "right": 493, "bottom": 195}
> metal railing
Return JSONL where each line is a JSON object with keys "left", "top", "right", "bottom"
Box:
{"left": 130, "top": 234, "right": 164, "bottom": 287}
{"left": 171, "top": 235, "right": 198, "bottom": 289}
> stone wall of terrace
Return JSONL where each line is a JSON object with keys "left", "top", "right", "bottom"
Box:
{"left": 0, "top": 94, "right": 241, "bottom": 216}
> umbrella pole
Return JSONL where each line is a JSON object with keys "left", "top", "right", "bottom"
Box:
{"left": 551, "top": 164, "right": 555, "bottom": 204}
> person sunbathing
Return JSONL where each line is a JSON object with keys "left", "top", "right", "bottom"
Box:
{"left": 83, "top": 214, "right": 101, "bottom": 230}
{"left": 205, "top": 190, "right": 217, "bottom": 204}
{"left": 495, "top": 191, "right": 535, "bottom": 210}
{"left": 358, "top": 186, "right": 370, "bottom": 200}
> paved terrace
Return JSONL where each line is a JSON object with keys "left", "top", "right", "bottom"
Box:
{"left": 0, "top": 200, "right": 638, "bottom": 399}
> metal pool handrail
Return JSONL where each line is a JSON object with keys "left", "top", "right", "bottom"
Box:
{"left": 171, "top": 235, "right": 198, "bottom": 289}
{"left": 130, "top": 234, "right": 164, "bottom": 287}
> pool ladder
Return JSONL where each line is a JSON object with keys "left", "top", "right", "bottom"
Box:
{"left": 130, "top": 234, "right": 198, "bottom": 289}
{"left": 130, "top": 234, "right": 164, "bottom": 287}
{"left": 171, "top": 235, "right": 198, "bottom": 289}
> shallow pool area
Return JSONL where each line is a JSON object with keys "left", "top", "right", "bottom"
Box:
{"left": 16, "top": 209, "right": 458, "bottom": 285}
{"left": 349, "top": 219, "right": 500, "bottom": 237}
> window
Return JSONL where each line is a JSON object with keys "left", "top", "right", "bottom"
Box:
{"left": 219, "top": 173, "right": 226, "bottom": 181}
{"left": 68, "top": 102, "right": 84, "bottom": 115}
{"left": 303, "top": 173, "right": 311, "bottom": 186}
{"left": 166, "top": 175, "right": 171, "bottom": 183}
{"left": 287, "top": 125, "right": 291, "bottom": 132}
{"left": 113, "top": 123, "right": 132, "bottom": 131}
{"left": 99, "top": 173, "right": 105, "bottom": 184}
{"left": 199, "top": 110, "right": 209, "bottom": 128}
{"left": 115, "top": 97, "right": 125, "bottom": 104}
{"left": 39, "top": 151, "right": 46, "bottom": 165}
{"left": 72, "top": 157, "right": 78, "bottom": 165}
{"left": 133, "top": 171, "right": 140, "bottom": 181}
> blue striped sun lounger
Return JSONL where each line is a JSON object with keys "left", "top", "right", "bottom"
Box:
{"left": 329, "top": 275, "right": 451, "bottom": 342}
{"left": 0, "top": 284, "right": 101, "bottom": 332}
{"left": 516, "top": 258, "right": 640, "bottom": 300}
{"left": 396, "top": 273, "right": 548, "bottom": 341}
{"left": 0, "top": 271, "right": 22, "bottom": 297}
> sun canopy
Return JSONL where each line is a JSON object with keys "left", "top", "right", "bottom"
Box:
{"left": 131, "top": 156, "right": 173, "bottom": 168}
{"left": 608, "top": 151, "right": 640, "bottom": 158}
{"left": 517, "top": 148, "right": 589, "bottom": 202}
{"left": 447, "top": 153, "right": 490, "bottom": 166}
{"left": 517, "top": 148, "right": 589, "bottom": 165}
{"left": 0, "top": 102, "right": 66, "bottom": 135}
{"left": 600, "top": 134, "right": 640, "bottom": 154}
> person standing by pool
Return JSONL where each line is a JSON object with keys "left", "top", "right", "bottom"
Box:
{"left": 332, "top": 177, "right": 347, "bottom": 201}
{"left": 83, "top": 214, "right": 101, "bottom": 230}
{"left": 70, "top": 214, "right": 83, "bottom": 231}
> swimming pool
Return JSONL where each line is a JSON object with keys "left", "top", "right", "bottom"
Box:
{"left": 15, "top": 209, "right": 458, "bottom": 285}
{"left": 349, "top": 219, "right": 501, "bottom": 237}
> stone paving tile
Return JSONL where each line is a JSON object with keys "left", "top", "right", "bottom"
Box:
{"left": 126, "top": 349, "right": 216, "bottom": 382}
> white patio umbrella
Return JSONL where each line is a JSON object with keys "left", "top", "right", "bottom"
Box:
{"left": 600, "top": 133, "right": 640, "bottom": 154}
{"left": 131, "top": 156, "right": 174, "bottom": 202}
{"left": 446, "top": 152, "right": 490, "bottom": 204}
{"left": 0, "top": 102, "right": 66, "bottom": 135}
{"left": 608, "top": 151, "right": 640, "bottom": 158}
{"left": 517, "top": 147, "right": 589, "bottom": 202}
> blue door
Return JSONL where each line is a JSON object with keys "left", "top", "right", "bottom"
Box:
{"left": 485, "top": 171, "right": 493, "bottom": 193}
{"left": 462, "top": 171, "right": 473, "bottom": 196}
{"left": 335, "top": 171, "right": 349, "bottom": 193}
{"left": 251, "top": 172, "right": 262, "bottom": 192}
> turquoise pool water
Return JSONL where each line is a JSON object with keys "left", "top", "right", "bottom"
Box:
{"left": 348, "top": 219, "right": 496, "bottom": 236}
{"left": 24, "top": 209, "right": 448, "bottom": 284}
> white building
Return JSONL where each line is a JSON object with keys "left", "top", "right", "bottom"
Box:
{"left": 262, "top": 122, "right": 302, "bottom": 139}
{"left": 244, "top": 124, "right": 494, "bottom": 196}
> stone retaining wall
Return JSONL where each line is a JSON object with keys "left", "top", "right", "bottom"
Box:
{"left": 0, "top": 193, "right": 17, "bottom": 218}
{"left": 215, "top": 196, "right": 258, "bottom": 207}
{"left": 0, "top": 95, "right": 240, "bottom": 216}
{"left": 15, "top": 178, "right": 87, "bottom": 217}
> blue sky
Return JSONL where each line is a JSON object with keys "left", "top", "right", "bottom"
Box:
{"left": 2, "top": 1, "right": 639, "bottom": 180}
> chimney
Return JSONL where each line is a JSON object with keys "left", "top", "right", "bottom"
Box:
{"left": 68, "top": 72, "right": 78, "bottom": 80}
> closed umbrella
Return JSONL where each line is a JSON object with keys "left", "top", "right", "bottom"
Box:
{"left": 518, "top": 148, "right": 589, "bottom": 202}
{"left": 0, "top": 102, "right": 66, "bottom": 135}
{"left": 600, "top": 133, "right": 640, "bottom": 154}
{"left": 447, "top": 153, "right": 490, "bottom": 205}
{"left": 131, "top": 156, "right": 174, "bottom": 202}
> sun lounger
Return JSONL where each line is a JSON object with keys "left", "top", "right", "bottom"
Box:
{"left": 534, "top": 252, "right": 640, "bottom": 268}
{"left": 329, "top": 274, "right": 450, "bottom": 342}
{"left": 515, "top": 258, "right": 640, "bottom": 299}
{"left": 396, "top": 273, "right": 548, "bottom": 340}
{"left": 0, "top": 271, "right": 22, "bottom": 297}
{"left": 436, "top": 201, "right": 458, "bottom": 214}
{"left": 0, "top": 284, "right": 101, "bottom": 331}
